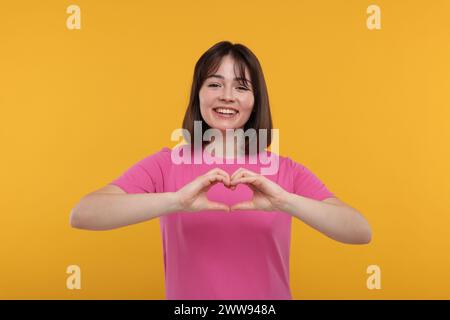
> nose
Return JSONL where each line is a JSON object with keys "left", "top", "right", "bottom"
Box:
{"left": 219, "top": 85, "right": 235, "bottom": 103}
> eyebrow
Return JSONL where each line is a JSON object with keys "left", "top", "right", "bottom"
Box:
{"left": 206, "top": 74, "right": 252, "bottom": 84}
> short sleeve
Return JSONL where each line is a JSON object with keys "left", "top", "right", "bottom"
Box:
{"left": 109, "top": 147, "right": 171, "bottom": 194}
{"left": 291, "top": 160, "right": 334, "bottom": 201}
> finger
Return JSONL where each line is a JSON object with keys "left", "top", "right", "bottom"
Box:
{"left": 206, "top": 168, "right": 231, "bottom": 186}
{"left": 230, "top": 201, "right": 255, "bottom": 211}
{"left": 230, "top": 167, "right": 256, "bottom": 181}
{"left": 230, "top": 167, "right": 245, "bottom": 181}
{"left": 217, "top": 171, "right": 231, "bottom": 187}
{"left": 230, "top": 168, "right": 257, "bottom": 182}
{"left": 212, "top": 171, "right": 231, "bottom": 187}
{"left": 206, "top": 201, "right": 230, "bottom": 212}
{"left": 230, "top": 171, "right": 247, "bottom": 183}
{"left": 200, "top": 174, "right": 226, "bottom": 189}
{"left": 230, "top": 176, "right": 262, "bottom": 188}
{"left": 206, "top": 168, "right": 229, "bottom": 179}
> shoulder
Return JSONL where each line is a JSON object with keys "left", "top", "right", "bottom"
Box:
{"left": 134, "top": 146, "right": 173, "bottom": 172}
{"left": 263, "top": 151, "right": 324, "bottom": 184}
{"left": 262, "top": 150, "right": 305, "bottom": 173}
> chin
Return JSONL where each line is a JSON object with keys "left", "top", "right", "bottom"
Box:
{"left": 212, "top": 123, "right": 243, "bottom": 131}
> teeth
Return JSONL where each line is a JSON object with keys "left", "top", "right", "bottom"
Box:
{"left": 215, "top": 108, "right": 237, "bottom": 114}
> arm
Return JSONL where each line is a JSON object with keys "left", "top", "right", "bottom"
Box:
{"left": 70, "top": 168, "right": 231, "bottom": 231}
{"left": 70, "top": 184, "right": 180, "bottom": 231}
{"left": 280, "top": 194, "right": 372, "bottom": 244}
{"left": 229, "top": 168, "right": 372, "bottom": 245}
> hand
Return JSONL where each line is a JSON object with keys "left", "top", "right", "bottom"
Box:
{"left": 229, "top": 168, "right": 288, "bottom": 212}
{"left": 175, "top": 168, "right": 232, "bottom": 212}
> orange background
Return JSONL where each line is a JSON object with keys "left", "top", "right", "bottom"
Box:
{"left": 1, "top": 0, "right": 449, "bottom": 299}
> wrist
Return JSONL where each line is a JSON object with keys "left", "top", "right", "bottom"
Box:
{"left": 162, "top": 192, "right": 184, "bottom": 214}
{"left": 275, "top": 190, "right": 294, "bottom": 213}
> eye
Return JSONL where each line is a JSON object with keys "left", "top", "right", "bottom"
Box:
{"left": 206, "top": 83, "right": 250, "bottom": 91}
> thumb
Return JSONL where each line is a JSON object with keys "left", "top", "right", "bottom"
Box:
{"left": 206, "top": 201, "right": 230, "bottom": 212}
{"left": 230, "top": 201, "right": 255, "bottom": 211}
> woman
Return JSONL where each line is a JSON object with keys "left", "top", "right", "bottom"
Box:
{"left": 70, "top": 41, "right": 372, "bottom": 300}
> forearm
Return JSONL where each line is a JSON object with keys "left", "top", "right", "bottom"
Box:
{"left": 70, "top": 192, "right": 181, "bottom": 231}
{"left": 280, "top": 192, "right": 372, "bottom": 244}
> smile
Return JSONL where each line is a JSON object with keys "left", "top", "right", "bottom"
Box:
{"left": 213, "top": 107, "right": 239, "bottom": 118}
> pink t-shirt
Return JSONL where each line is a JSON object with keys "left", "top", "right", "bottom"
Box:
{"left": 110, "top": 146, "right": 334, "bottom": 300}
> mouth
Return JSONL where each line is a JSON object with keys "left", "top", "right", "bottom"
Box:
{"left": 212, "top": 106, "right": 239, "bottom": 119}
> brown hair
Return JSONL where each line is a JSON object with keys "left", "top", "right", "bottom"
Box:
{"left": 182, "top": 41, "right": 273, "bottom": 155}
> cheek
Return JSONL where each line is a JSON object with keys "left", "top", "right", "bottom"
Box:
{"left": 199, "top": 90, "right": 216, "bottom": 109}
{"left": 241, "top": 94, "right": 255, "bottom": 113}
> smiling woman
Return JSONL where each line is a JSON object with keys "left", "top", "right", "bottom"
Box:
{"left": 70, "top": 40, "right": 371, "bottom": 300}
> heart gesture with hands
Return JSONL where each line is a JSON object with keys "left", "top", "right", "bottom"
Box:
{"left": 175, "top": 167, "right": 289, "bottom": 213}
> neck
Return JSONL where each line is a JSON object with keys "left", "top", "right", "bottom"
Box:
{"left": 206, "top": 132, "right": 246, "bottom": 159}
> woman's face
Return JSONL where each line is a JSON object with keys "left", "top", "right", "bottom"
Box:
{"left": 199, "top": 54, "right": 254, "bottom": 133}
